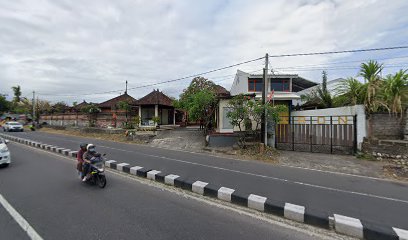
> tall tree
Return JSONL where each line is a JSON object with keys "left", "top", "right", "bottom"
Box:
{"left": 117, "top": 101, "right": 131, "bottom": 127}
{"left": 359, "top": 60, "right": 384, "bottom": 113}
{"left": 382, "top": 70, "right": 408, "bottom": 115}
{"left": 175, "top": 77, "right": 217, "bottom": 131}
{"left": 11, "top": 85, "right": 22, "bottom": 103}
{"left": 51, "top": 102, "right": 69, "bottom": 113}
{"left": 227, "top": 94, "right": 287, "bottom": 146}
{"left": 0, "top": 95, "right": 11, "bottom": 114}
{"left": 80, "top": 103, "right": 101, "bottom": 127}
{"left": 335, "top": 77, "right": 365, "bottom": 106}
{"left": 301, "top": 71, "right": 333, "bottom": 108}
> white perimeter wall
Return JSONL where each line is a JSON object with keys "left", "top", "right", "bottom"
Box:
{"left": 291, "top": 105, "right": 366, "bottom": 150}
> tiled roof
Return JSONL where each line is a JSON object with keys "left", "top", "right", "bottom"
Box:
{"left": 98, "top": 93, "right": 137, "bottom": 108}
{"left": 134, "top": 89, "right": 173, "bottom": 106}
{"left": 214, "top": 84, "right": 230, "bottom": 97}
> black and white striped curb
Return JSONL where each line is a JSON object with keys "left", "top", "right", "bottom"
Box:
{"left": 1, "top": 133, "right": 407, "bottom": 240}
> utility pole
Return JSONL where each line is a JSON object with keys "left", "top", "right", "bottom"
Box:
{"left": 261, "top": 53, "right": 269, "bottom": 146}
{"left": 32, "top": 91, "right": 36, "bottom": 122}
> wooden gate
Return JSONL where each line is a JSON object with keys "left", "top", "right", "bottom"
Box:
{"left": 275, "top": 115, "right": 357, "bottom": 154}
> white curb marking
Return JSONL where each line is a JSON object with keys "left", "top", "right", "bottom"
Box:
{"left": 192, "top": 181, "right": 208, "bottom": 195}
{"left": 104, "top": 160, "right": 116, "bottom": 168}
{"left": 164, "top": 174, "right": 180, "bottom": 185}
{"left": 69, "top": 151, "right": 78, "bottom": 157}
{"left": 248, "top": 194, "right": 267, "bottom": 211}
{"left": 0, "top": 194, "right": 43, "bottom": 240}
{"left": 147, "top": 170, "right": 161, "bottom": 180}
{"left": 393, "top": 227, "right": 408, "bottom": 240}
{"left": 333, "top": 214, "right": 363, "bottom": 239}
{"left": 217, "top": 187, "right": 235, "bottom": 202}
{"left": 284, "top": 203, "right": 305, "bottom": 223}
{"left": 116, "top": 163, "right": 130, "bottom": 171}
{"left": 130, "top": 166, "right": 143, "bottom": 175}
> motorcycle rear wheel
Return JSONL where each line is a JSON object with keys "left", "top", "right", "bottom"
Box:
{"left": 97, "top": 175, "right": 107, "bottom": 188}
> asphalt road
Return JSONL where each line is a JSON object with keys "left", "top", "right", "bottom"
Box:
{"left": 5, "top": 130, "right": 408, "bottom": 230}
{"left": 0, "top": 142, "right": 336, "bottom": 240}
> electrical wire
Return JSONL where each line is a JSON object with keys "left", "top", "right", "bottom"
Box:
{"left": 268, "top": 46, "right": 408, "bottom": 58}
{"left": 37, "top": 45, "right": 408, "bottom": 97}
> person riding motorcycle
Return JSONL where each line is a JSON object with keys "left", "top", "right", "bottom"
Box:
{"left": 82, "top": 144, "right": 98, "bottom": 182}
{"left": 77, "top": 143, "right": 87, "bottom": 179}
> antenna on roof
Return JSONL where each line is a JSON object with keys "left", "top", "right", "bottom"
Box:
{"left": 125, "top": 80, "right": 128, "bottom": 94}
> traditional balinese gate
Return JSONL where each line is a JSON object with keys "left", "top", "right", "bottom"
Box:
{"left": 275, "top": 115, "right": 357, "bottom": 154}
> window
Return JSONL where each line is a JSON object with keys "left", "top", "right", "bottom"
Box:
{"left": 222, "top": 107, "right": 233, "bottom": 129}
{"left": 271, "top": 79, "right": 290, "bottom": 92}
{"left": 248, "top": 79, "right": 263, "bottom": 92}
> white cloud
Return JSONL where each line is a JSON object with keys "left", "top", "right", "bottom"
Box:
{"left": 0, "top": 0, "right": 407, "bottom": 103}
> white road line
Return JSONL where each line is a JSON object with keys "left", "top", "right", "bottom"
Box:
{"left": 7, "top": 133, "right": 408, "bottom": 204}
{"left": 0, "top": 194, "right": 43, "bottom": 240}
{"left": 11, "top": 132, "right": 389, "bottom": 181}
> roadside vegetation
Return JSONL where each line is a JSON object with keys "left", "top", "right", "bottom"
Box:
{"left": 302, "top": 61, "right": 408, "bottom": 116}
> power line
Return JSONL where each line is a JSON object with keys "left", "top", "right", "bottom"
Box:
{"left": 37, "top": 45, "right": 408, "bottom": 97}
{"left": 38, "top": 56, "right": 265, "bottom": 97}
{"left": 277, "top": 64, "right": 407, "bottom": 72}
{"left": 268, "top": 46, "right": 408, "bottom": 58}
{"left": 271, "top": 55, "right": 408, "bottom": 70}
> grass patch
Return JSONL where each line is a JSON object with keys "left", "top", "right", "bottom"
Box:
{"left": 356, "top": 151, "right": 377, "bottom": 161}
{"left": 39, "top": 127, "right": 146, "bottom": 144}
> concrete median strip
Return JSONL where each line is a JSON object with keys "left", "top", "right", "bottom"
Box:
{"left": 192, "top": 181, "right": 208, "bottom": 195}
{"left": 164, "top": 174, "right": 179, "bottom": 185}
{"left": 217, "top": 187, "right": 235, "bottom": 202}
{"left": 116, "top": 163, "right": 130, "bottom": 172}
{"left": 1, "top": 132, "right": 408, "bottom": 240}
{"left": 248, "top": 194, "right": 267, "bottom": 211}
{"left": 393, "top": 227, "right": 408, "bottom": 240}
{"left": 284, "top": 203, "right": 305, "bottom": 223}
{"left": 146, "top": 170, "right": 161, "bottom": 180}
{"left": 334, "top": 214, "right": 363, "bottom": 238}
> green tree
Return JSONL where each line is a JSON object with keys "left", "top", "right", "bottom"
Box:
{"left": 227, "top": 94, "right": 287, "bottom": 146}
{"left": 80, "top": 103, "right": 101, "bottom": 127}
{"left": 13, "top": 97, "right": 32, "bottom": 114}
{"left": 51, "top": 102, "right": 69, "bottom": 113}
{"left": 175, "top": 77, "right": 217, "bottom": 131}
{"left": 0, "top": 95, "right": 11, "bottom": 114}
{"left": 334, "top": 77, "right": 365, "bottom": 106}
{"left": 11, "top": 85, "right": 22, "bottom": 103}
{"left": 382, "top": 70, "right": 408, "bottom": 115}
{"left": 301, "top": 71, "right": 333, "bottom": 108}
{"left": 116, "top": 101, "right": 131, "bottom": 127}
{"left": 359, "top": 60, "right": 384, "bottom": 113}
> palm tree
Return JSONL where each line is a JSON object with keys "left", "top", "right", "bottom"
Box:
{"left": 359, "top": 60, "right": 384, "bottom": 113}
{"left": 11, "top": 85, "right": 22, "bottom": 103}
{"left": 382, "top": 70, "right": 408, "bottom": 115}
{"left": 335, "top": 77, "right": 365, "bottom": 106}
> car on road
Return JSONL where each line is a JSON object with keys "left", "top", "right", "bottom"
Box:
{"left": 3, "top": 121, "right": 24, "bottom": 132}
{"left": 0, "top": 138, "right": 10, "bottom": 167}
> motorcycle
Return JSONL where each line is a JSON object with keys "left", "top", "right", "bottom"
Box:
{"left": 82, "top": 153, "right": 107, "bottom": 188}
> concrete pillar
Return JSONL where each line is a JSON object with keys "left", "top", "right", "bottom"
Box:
{"left": 155, "top": 105, "right": 159, "bottom": 126}
{"left": 173, "top": 109, "right": 176, "bottom": 125}
{"left": 138, "top": 106, "right": 142, "bottom": 127}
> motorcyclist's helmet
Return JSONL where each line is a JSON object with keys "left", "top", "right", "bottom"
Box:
{"left": 87, "top": 144, "right": 96, "bottom": 153}
{"left": 80, "top": 143, "right": 87, "bottom": 149}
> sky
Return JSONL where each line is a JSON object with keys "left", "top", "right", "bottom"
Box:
{"left": 1, "top": 0, "right": 408, "bottom": 104}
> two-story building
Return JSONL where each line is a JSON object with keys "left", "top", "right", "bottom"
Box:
{"left": 215, "top": 70, "right": 317, "bottom": 133}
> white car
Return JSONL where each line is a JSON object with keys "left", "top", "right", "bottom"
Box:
{"left": 3, "top": 121, "right": 24, "bottom": 132}
{"left": 0, "top": 138, "right": 10, "bottom": 167}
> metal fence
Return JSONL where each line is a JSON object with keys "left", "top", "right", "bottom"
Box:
{"left": 275, "top": 115, "right": 357, "bottom": 154}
